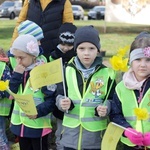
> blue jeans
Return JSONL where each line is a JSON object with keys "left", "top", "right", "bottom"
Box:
{"left": 0, "top": 116, "right": 9, "bottom": 150}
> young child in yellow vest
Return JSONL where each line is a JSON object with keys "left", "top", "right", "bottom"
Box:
{"left": 0, "top": 47, "right": 11, "bottom": 150}
{"left": 109, "top": 34, "right": 150, "bottom": 150}
{"left": 9, "top": 34, "right": 56, "bottom": 150}
{"left": 55, "top": 26, "right": 116, "bottom": 150}
{"left": 49, "top": 22, "right": 77, "bottom": 150}
{"left": 8, "top": 20, "right": 47, "bottom": 71}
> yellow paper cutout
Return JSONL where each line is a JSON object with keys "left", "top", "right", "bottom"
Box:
{"left": 10, "top": 142, "right": 20, "bottom": 150}
{"left": 101, "top": 122, "right": 124, "bottom": 150}
{"left": 30, "top": 58, "right": 63, "bottom": 90}
{"left": 8, "top": 89, "right": 37, "bottom": 115}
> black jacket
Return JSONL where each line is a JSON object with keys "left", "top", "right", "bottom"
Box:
{"left": 27, "top": 0, "right": 66, "bottom": 59}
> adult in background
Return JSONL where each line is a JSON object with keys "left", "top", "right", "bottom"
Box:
{"left": 11, "top": 0, "right": 74, "bottom": 60}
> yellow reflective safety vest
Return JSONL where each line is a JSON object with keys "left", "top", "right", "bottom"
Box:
{"left": 49, "top": 55, "right": 54, "bottom": 62}
{"left": 11, "top": 79, "right": 52, "bottom": 129}
{"left": 9, "top": 55, "right": 47, "bottom": 69}
{"left": 0, "top": 62, "right": 12, "bottom": 116}
{"left": 63, "top": 66, "right": 115, "bottom": 132}
{"left": 116, "top": 81, "right": 150, "bottom": 147}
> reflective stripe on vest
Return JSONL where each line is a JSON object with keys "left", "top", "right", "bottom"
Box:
{"left": 63, "top": 66, "right": 114, "bottom": 131}
{"left": 0, "top": 62, "right": 12, "bottom": 116}
{"left": 11, "top": 79, "right": 52, "bottom": 129}
{"left": 116, "top": 81, "right": 150, "bottom": 147}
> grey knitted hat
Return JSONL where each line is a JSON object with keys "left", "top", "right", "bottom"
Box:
{"left": 74, "top": 25, "right": 101, "bottom": 51}
{"left": 10, "top": 34, "right": 40, "bottom": 57}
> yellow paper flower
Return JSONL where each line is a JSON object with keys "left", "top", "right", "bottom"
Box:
{"left": 134, "top": 108, "right": 149, "bottom": 120}
{"left": 117, "top": 46, "right": 129, "bottom": 57}
{"left": 109, "top": 55, "right": 128, "bottom": 72}
{"left": 109, "top": 46, "right": 129, "bottom": 72}
{"left": 0, "top": 80, "right": 9, "bottom": 91}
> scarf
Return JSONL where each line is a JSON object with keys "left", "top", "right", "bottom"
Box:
{"left": 51, "top": 45, "right": 76, "bottom": 64}
{"left": 123, "top": 68, "right": 146, "bottom": 90}
{"left": 74, "top": 57, "right": 97, "bottom": 79}
{"left": 25, "top": 58, "right": 44, "bottom": 71}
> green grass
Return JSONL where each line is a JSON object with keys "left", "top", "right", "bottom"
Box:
{"left": 0, "top": 20, "right": 16, "bottom": 50}
{"left": 74, "top": 20, "right": 150, "bottom": 56}
{"left": 1, "top": 19, "right": 150, "bottom": 57}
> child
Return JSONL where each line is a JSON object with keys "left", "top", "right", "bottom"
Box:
{"left": 9, "top": 34, "right": 56, "bottom": 150}
{"left": 0, "top": 47, "right": 11, "bottom": 150}
{"left": 56, "top": 26, "right": 116, "bottom": 150}
{"left": 50, "top": 22, "right": 77, "bottom": 150}
{"left": 109, "top": 36, "right": 150, "bottom": 150}
{"left": 8, "top": 20, "right": 47, "bottom": 71}
{"left": 49, "top": 22, "right": 77, "bottom": 63}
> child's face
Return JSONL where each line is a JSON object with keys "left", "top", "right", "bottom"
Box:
{"left": 76, "top": 42, "right": 98, "bottom": 68}
{"left": 13, "top": 49, "right": 36, "bottom": 68}
{"left": 131, "top": 57, "right": 150, "bottom": 81}
{"left": 59, "top": 43, "right": 73, "bottom": 53}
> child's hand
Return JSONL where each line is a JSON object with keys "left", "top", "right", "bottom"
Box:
{"left": 124, "top": 128, "right": 143, "bottom": 146}
{"left": 26, "top": 114, "right": 37, "bottom": 119}
{"left": 96, "top": 105, "right": 108, "bottom": 117}
{"left": 143, "top": 132, "right": 150, "bottom": 146}
{"left": 60, "top": 98, "right": 71, "bottom": 111}
{"left": 15, "top": 58, "right": 25, "bottom": 74}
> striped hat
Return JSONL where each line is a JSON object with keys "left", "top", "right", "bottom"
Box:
{"left": 17, "top": 20, "right": 44, "bottom": 41}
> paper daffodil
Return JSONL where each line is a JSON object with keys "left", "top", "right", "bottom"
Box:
{"left": 134, "top": 108, "right": 149, "bottom": 120}
{"left": 0, "top": 80, "right": 9, "bottom": 91}
{"left": 109, "top": 46, "right": 129, "bottom": 72}
{"left": 117, "top": 46, "right": 129, "bottom": 57}
{"left": 109, "top": 55, "right": 128, "bottom": 72}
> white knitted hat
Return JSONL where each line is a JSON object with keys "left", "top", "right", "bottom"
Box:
{"left": 10, "top": 34, "right": 40, "bottom": 57}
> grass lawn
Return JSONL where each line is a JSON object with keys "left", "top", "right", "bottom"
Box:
{"left": 0, "top": 20, "right": 16, "bottom": 50}
{"left": 1, "top": 19, "right": 150, "bottom": 57}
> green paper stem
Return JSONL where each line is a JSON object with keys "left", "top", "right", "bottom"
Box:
{"left": 103, "top": 71, "right": 116, "bottom": 106}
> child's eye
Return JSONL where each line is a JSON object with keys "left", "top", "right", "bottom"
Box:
{"left": 78, "top": 47, "right": 84, "bottom": 50}
{"left": 135, "top": 58, "right": 141, "bottom": 61}
{"left": 146, "top": 58, "right": 150, "bottom": 61}
{"left": 89, "top": 47, "right": 96, "bottom": 51}
{"left": 90, "top": 47, "right": 94, "bottom": 49}
{"left": 15, "top": 56, "right": 25, "bottom": 60}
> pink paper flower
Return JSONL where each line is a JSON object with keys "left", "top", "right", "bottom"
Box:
{"left": 26, "top": 41, "right": 38, "bottom": 54}
{"left": 143, "top": 47, "right": 150, "bottom": 57}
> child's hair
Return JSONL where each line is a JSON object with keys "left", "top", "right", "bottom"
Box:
{"left": 135, "top": 31, "right": 150, "bottom": 40}
{"left": 10, "top": 34, "right": 40, "bottom": 57}
{"left": 58, "top": 23, "right": 77, "bottom": 45}
{"left": 130, "top": 36, "right": 150, "bottom": 53}
{"left": 17, "top": 20, "right": 44, "bottom": 41}
{"left": 129, "top": 36, "right": 150, "bottom": 64}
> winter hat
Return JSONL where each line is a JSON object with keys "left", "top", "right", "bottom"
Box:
{"left": 74, "top": 25, "right": 100, "bottom": 51}
{"left": 58, "top": 23, "right": 77, "bottom": 45}
{"left": 10, "top": 34, "right": 40, "bottom": 57}
{"left": 17, "top": 20, "right": 44, "bottom": 41}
